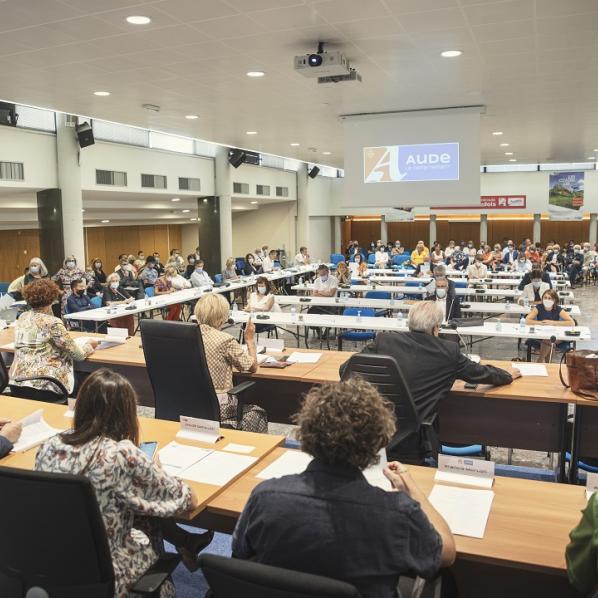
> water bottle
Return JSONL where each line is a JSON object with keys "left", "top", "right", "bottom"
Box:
{"left": 523, "top": 296, "right": 529, "bottom": 308}
{"left": 519, "top": 315, "right": 526, "bottom": 331}
{"left": 356, "top": 310, "right": 362, "bottom": 322}
{"left": 232, "top": 302, "right": 238, "bottom": 313}
{"left": 290, "top": 306, "right": 297, "bottom": 323}
{"left": 396, "top": 310, "right": 403, "bottom": 326}
{"left": 496, "top": 319, "right": 502, "bottom": 332}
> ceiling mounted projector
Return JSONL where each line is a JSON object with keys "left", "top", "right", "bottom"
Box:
{"left": 294, "top": 42, "right": 361, "bottom": 83}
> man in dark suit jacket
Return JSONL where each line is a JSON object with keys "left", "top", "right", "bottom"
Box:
{"left": 340, "top": 301, "right": 518, "bottom": 425}
{"left": 424, "top": 268, "right": 461, "bottom": 322}
{"left": 518, "top": 263, "right": 552, "bottom": 291}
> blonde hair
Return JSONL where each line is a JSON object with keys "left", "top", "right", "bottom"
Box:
{"left": 194, "top": 293, "right": 229, "bottom": 329}
{"left": 164, "top": 265, "right": 178, "bottom": 277}
{"left": 106, "top": 272, "right": 120, "bottom": 284}
{"left": 29, "top": 257, "right": 48, "bottom": 277}
{"left": 225, "top": 257, "right": 235, "bottom": 269}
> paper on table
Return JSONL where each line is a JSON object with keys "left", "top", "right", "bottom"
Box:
{"left": 0, "top": 342, "right": 15, "bottom": 351}
{"left": 0, "top": 294, "right": 16, "bottom": 311}
{"left": 222, "top": 443, "right": 256, "bottom": 454}
{"left": 75, "top": 336, "right": 126, "bottom": 351}
{"left": 363, "top": 448, "right": 392, "bottom": 491}
{"left": 181, "top": 451, "right": 257, "bottom": 486}
{"left": 257, "top": 354, "right": 278, "bottom": 365}
{"left": 257, "top": 336, "right": 284, "bottom": 352}
{"left": 287, "top": 352, "right": 322, "bottom": 364}
{"left": 435, "top": 471, "right": 493, "bottom": 489}
{"left": 257, "top": 450, "right": 312, "bottom": 479}
{"left": 511, "top": 362, "right": 548, "bottom": 377}
{"left": 428, "top": 484, "right": 494, "bottom": 539}
{"left": 157, "top": 441, "right": 213, "bottom": 477}
{"left": 11, "top": 409, "right": 64, "bottom": 453}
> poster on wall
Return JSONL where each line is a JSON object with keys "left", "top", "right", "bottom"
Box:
{"left": 548, "top": 171, "right": 584, "bottom": 220}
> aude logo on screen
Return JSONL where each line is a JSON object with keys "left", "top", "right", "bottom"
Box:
{"left": 363, "top": 143, "right": 460, "bottom": 183}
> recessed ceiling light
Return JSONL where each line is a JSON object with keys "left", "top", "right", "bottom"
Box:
{"left": 171, "top": 198, "right": 180, "bottom": 202}
{"left": 126, "top": 15, "right": 151, "bottom": 25}
{"left": 185, "top": 114, "right": 199, "bottom": 120}
{"left": 499, "top": 143, "right": 509, "bottom": 147}
{"left": 93, "top": 91, "right": 110, "bottom": 96}
{"left": 594, "top": 149, "right": 598, "bottom": 152}
{"left": 440, "top": 50, "right": 462, "bottom": 58}
{"left": 246, "top": 131, "right": 257, "bottom": 135}
{"left": 290, "top": 142, "right": 300, "bottom": 147}
{"left": 509, "top": 159, "right": 517, "bottom": 162}
{"left": 247, "top": 71, "right": 265, "bottom": 78}
{"left": 81, "top": 209, "right": 85, "bottom": 212}
{"left": 189, "top": 217, "right": 197, "bottom": 221}
{"left": 504, "top": 152, "right": 513, "bottom": 156}
{"left": 492, "top": 131, "right": 503, "bottom": 136}
{"left": 101, "top": 219, "right": 110, "bottom": 223}
{"left": 182, "top": 209, "right": 191, "bottom": 213}
{"left": 322, "top": 151, "right": 331, "bottom": 155}
{"left": 250, "top": 201, "right": 258, "bottom": 204}
{"left": 588, "top": 156, "right": 596, "bottom": 160}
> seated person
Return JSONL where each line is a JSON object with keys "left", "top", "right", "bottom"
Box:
{"left": 245, "top": 277, "right": 280, "bottom": 334}
{"left": 102, "top": 273, "right": 135, "bottom": 336}
{"left": 512, "top": 254, "right": 532, "bottom": 273}
{"left": 88, "top": 257, "right": 106, "bottom": 296}
{"left": 502, "top": 242, "right": 519, "bottom": 266}
{"left": 243, "top": 253, "right": 261, "bottom": 276}
{"left": 0, "top": 419, "right": 22, "bottom": 457}
{"left": 348, "top": 253, "right": 365, "bottom": 277}
{"left": 183, "top": 255, "right": 196, "bottom": 279}
{"left": 24, "top": 257, "right": 49, "bottom": 286}
{"left": 35, "top": 370, "right": 213, "bottom": 593}
{"left": 232, "top": 378, "right": 456, "bottom": 598}
{"left": 261, "top": 249, "right": 279, "bottom": 273}
{"left": 155, "top": 265, "right": 190, "bottom": 321}
{"left": 66, "top": 278, "right": 99, "bottom": 332}
{"left": 430, "top": 245, "right": 445, "bottom": 266}
{"left": 410, "top": 240, "right": 429, "bottom": 266}
{"left": 426, "top": 270, "right": 461, "bottom": 322}
{"left": 466, "top": 253, "right": 488, "bottom": 279}
{"left": 525, "top": 289, "right": 574, "bottom": 363}
{"left": 222, "top": 257, "right": 240, "bottom": 281}
{"left": 194, "top": 294, "right": 267, "bottom": 432}
{"left": 312, "top": 264, "right": 338, "bottom": 297}
{"left": 138, "top": 256, "right": 160, "bottom": 290}
{"left": 517, "top": 269, "right": 550, "bottom": 306}
{"left": 449, "top": 246, "right": 469, "bottom": 271}
{"left": 335, "top": 261, "right": 351, "bottom": 285}
{"left": 295, "top": 246, "right": 310, "bottom": 265}
{"left": 10, "top": 279, "right": 97, "bottom": 402}
{"left": 374, "top": 245, "right": 389, "bottom": 268}
{"left": 518, "top": 263, "right": 552, "bottom": 290}
{"left": 190, "top": 260, "right": 214, "bottom": 288}
{"left": 7, "top": 271, "right": 27, "bottom": 300}
{"left": 340, "top": 301, "right": 516, "bottom": 459}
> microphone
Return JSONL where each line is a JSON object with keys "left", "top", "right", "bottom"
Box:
{"left": 548, "top": 335, "right": 557, "bottom": 363}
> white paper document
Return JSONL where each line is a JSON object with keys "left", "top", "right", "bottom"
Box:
{"left": 257, "top": 354, "right": 278, "bottom": 365}
{"left": 11, "top": 409, "right": 64, "bottom": 453}
{"left": 363, "top": 448, "right": 392, "bottom": 491}
{"left": 0, "top": 294, "right": 16, "bottom": 311}
{"left": 0, "top": 342, "right": 15, "bottom": 351}
{"left": 75, "top": 336, "right": 126, "bottom": 351}
{"left": 223, "top": 443, "right": 256, "bottom": 454}
{"left": 176, "top": 416, "right": 221, "bottom": 444}
{"left": 257, "top": 336, "right": 284, "bottom": 352}
{"left": 286, "top": 352, "right": 322, "bottom": 364}
{"left": 181, "top": 451, "right": 257, "bottom": 486}
{"left": 428, "top": 485, "right": 494, "bottom": 539}
{"left": 435, "top": 455, "right": 495, "bottom": 489}
{"left": 157, "top": 441, "right": 213, "bottom": 477}
{"left": 257, "top": 450, "right": 312, "bottom": 479}
{"left": 511, "top": 362, "right": 548, "bottom": 377}
{"left": 64, "top": 397, "right": 76, "bottom": 418}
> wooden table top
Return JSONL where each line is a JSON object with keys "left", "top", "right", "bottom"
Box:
{"left": 207, "top": 447, "right": 585, "bottom": 574}
{"left": 0, "top": 395, "right": 284, "bottom": 519}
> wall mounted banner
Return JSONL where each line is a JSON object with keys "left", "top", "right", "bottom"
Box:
{"left": 548, "top": 171, "right": 584, "bottom": 220}
{"left": 430, "top": 195, "right": 527, "bottom": 210}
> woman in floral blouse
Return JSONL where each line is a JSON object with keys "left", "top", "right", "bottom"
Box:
{"left": 52, "top": 255, "right": 91, "bottom": 314}
{"left": 35, "top": 369, "right": 213, "bottom": 597}
{"left": 9, "top": 279, "right": 98, "bottom": 401}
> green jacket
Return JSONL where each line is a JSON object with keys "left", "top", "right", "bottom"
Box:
{"left": 567, "top": 491, "right": 598, "bottom": 595}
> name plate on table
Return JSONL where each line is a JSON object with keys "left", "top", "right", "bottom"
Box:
{"left": 435, "top": 454, "right": 495, "bottom": 488}
{"left": 586, "top": 472, "right": 598, "bottom": 501}
{"left": 176, "top": 416, "right": 221, "bottom": 444}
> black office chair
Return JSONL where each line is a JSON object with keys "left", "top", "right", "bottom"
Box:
{"left": 140, "top": 319, "right": 254, "bottom": 425}
{"left": 0, "top": 353, "right": 69, "bottom": 404}
{"left": 0, "top": 466, "right": 180, "bottom": 598}
{"left": 199, "top": 554, "right": 361, "bottom": 598}
{"left": 341, "top": 353, "right": 439, "bottom": 464}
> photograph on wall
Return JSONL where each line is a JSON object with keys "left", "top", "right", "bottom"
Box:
{"left": 548, "top": 171, "right": 584, "bottom": 220}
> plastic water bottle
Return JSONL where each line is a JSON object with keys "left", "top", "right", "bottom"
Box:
{"left": 356, "top": 310, "right": 362, "bottom": 322}
{"left": 290, "top": 306, "right": 297, "bottom": 323}
{"left": 232, "top": 302, "right": 238, "bottom": 313}
{"left": 496, "top": 319, "right": 502, "bottom": 332}
{"left": 523, "top": 296, "right": 529, "bottom": 308}
{"left": 519, "top": 315, "right": 526, "bottom": 332}
{"left": 396, "top": 310, "right": 403, "bottom": 326}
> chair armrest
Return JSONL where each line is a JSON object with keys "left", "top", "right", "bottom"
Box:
{"left": 129, "top": 553, "right": 181, "bottom": 595}
{"left": 13, "top": 376, "right": 69, "bottom": 398}
{"left": 227, "top": 380, "right": 255, "bottom": 401}
{"left": 421, "top": 412, "right": 438, "bottom": 428}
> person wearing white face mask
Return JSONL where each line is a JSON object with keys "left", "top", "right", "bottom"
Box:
{"left": 313, "top": 265, "right": 338, "bottom": 297}
{"left": 24, "top": 257, "right": 49, "bottom": 285}
{"left": 426, "top": 267, "right": 461, "bottom": 323}
{"left": 518, "top": 269, "right": 550, "bottom": 306}
{"left": 101, "top": 273, "right": 135, "bottom": 336}
{"left": 525, "top": 289, "right": 575, "bottom": 362}
{"left": 245, "top": 276, "right": 280, "bottom": 335}
{"left": 190, "top": 260, "right": 213, "bottom": 288}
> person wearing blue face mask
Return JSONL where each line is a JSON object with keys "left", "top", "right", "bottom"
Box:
{"left": 313, "top": 265, "right": 338, "bottom": 298}
{"left": 190, "top": 260, "right": 213, "bottom": 288}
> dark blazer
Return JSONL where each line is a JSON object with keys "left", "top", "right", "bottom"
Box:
{"left": 243, "top": 263, "right": 262, "bottom": 276}
{"left": 0, "top": 435, "right": 13, "bottom": 458}
{"left": 518, "top": 271, "right": 552, "bottom": 291}
{"left": 340, "top": 331, "right": 512, "bottom": 422}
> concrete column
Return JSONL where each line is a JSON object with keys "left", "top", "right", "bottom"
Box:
{"left": 590, "top": 213, "right": 597, "bottom": 245}
{"left": 296, "top": 163, "right": 309, "bottom": 251}
{"left": 533, "top": 213, "right": 541, "bottom": 244}
{"left": 429, "top": 215, "right": 437, "bottom": 247}
{"left": 55, "top": 113, "right": 84, "bottom": 264}
{"left": 380, "top": 216, "right": 388, "bottom": 245}
{"left": 479, "top": 213, "right": 488, "bottom": 245}
{"left": 334, "top": 216, "right": 342, "bottom": 253}
{"left": 214, "top": 146, "right": 232, "bottom": 268}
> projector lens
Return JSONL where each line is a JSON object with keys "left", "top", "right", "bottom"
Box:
{"left": 308, "top": 53, "right": 323, "bottom": 67}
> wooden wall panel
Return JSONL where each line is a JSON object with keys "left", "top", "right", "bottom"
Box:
{"left": 434, "top": 220, "right": 449, "bottom": 246}
{"left": 168, "top": 225, "right": 182, "bottom": 253}
{"left": 349, "top": 220, "right": 382, "bottom": 248}
{"left": 0, "top": 230, "right": 40, "bottom": 282}
{"left": 486, "top": 221, "right": 533, "bottom": 247}
{"left": 387, "top": 221, "right": 430, "bottom": 250}
{"left": 541, "top": 221, "right": 590, "bottom": 246}
{"left": 447, "top": 222, "right": 480, "bottom": 246}
{"left": 85, "top": 228, "right": 106, "bottom": 269}
{"left": 341, "top": 219, "right": 351, "bottom": 253}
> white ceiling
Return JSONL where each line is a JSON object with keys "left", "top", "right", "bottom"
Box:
{"left": 1, "top": 0, "right": 598, "bottom": 168}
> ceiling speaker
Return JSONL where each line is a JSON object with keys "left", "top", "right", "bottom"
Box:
{"left": 75, "top": 121, "right": 95, "bottom": 148}
{"left": 308, "top": 166, "right": 320, "bottom": 179}
{"left": 228, "top": 149, "right": 246, "bottom": 168}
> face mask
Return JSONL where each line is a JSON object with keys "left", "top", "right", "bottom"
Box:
{"left": 29, "top": 265, "right": 39, "bottom": 274}
{"left": 189, "top": 258, "right": 195, "bottom": 264}
{"left": 320, "top": 276, "right": 329, "bottom": 283}
{"left": 110, "top": 282, "right": 119, "bottom": 290}
{"left": 196, "top": 267, "right": 203, "bottom": 273}
{"left": 257, "top": 286, "right": 267, "bottom": 294}
{"left": 436, "top": 288, "right": 447, "bottom": 299}
{"left": 95, "top": 262, "right": 102, "bottom": 269}
{"left": 66, "top": 261, "right": 75, "bottom": 269}
{"left": 76, "top": 289, "right": 85, "bottom": 296}
{"left": 121, "top": 262, "right": 128, "bottom": 267}
{"left": 543, "top": 299, "right": 554, "bottom": 310}
{"left": 139, "top": 256, "right": 145, "bottom": 261}
{"left": 532, "top": 281, "right": 541, "bottom": 288}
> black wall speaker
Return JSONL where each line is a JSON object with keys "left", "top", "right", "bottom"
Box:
{"left": 75, "top": 121, "right": 95, "bottom": 148}
{"left": 308, "top": 166, "right": 320, "bottom": 179}
{"left": 228, "top": 149, "right": 246, "bottom": 168}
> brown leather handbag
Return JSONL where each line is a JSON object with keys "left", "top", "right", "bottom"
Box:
{"left": 559, "top": 350, "right": 598, "bottom": 400}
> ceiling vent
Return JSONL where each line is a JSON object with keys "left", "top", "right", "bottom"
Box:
{"left": 233, "top": 182, "right": 250, "bottom": 194}
{"left": 141, "top": 173, "right": 167, "bottom": 188}
{"left": 256, "top": 184, "right": 270, "bottom": 196}
{"left": 276, "top": 186, "right": 289, "bottom": 197}
{"left": 96, "top": 169, "right": 127, "bottom": 186}
{"left": 179, "top": 177, "right": 201, "bottom": 191}
{"left": 0, "top": 161, "right": 24, "bottom": 181}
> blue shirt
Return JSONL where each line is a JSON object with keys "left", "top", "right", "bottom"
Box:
{"left": 0, "top": 435, "right": 12, "bottom": 458}
{"left": 66, "top": 292, "right": 93, "bottom": 313}
{"left": 533, "top": 304, "right": 563, "bottom": 322}
{"left": 232, "top": 458, "right": 442, "bottom": 598}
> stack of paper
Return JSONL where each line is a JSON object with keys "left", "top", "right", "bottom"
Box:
{"left": 287, "top": 352, "right": 322, "bottom": 364}
{"left": 428, "top": 485, "right": 495, "bottom": 538}
{"left": 363, "top": 448, "right": 392, "bottom": 491}
{"left": 511, "top": 362, "right": 548, "bottom": 377}
{"left": 257, "top": 450, "right": 312, "bottom": 479}
{"left": 157, "top": 441, "right": 213, "bottom": 477}
{"left": 12, "top": 409, "right": 64, "bottom": 453}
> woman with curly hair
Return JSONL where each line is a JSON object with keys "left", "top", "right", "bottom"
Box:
{"left": 232, "top": 378, "right": 455, "bottom": 598}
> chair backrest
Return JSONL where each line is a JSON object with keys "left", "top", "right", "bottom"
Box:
{"left": 90, "top": 295, "right": 102, "bottom": 309}
{"left": 214, "top": 274, "right": 224, "bottom": 284}
{"left": 330, "top": 253, "right": 345, "bottom": 265}
{"left": 145, "top": 286, "right": 155, "bottom": 298}
{"left": 235, "top": 258, "right": 246, "bottom": 273}
{"left": 365, "top": 291, "right": 391, "bottom": 300}
{"left": 199, "top": 554, "right": 361, "bottom": 598}
{"left": 340, "top": 354, "right": 422, "bottom": 458}
{"left": 140, "top": 320, "right": 221, "bottom": 422}
{"left": 453, "top": 280, "right": 467, "bottom": 288}
{"left": 367, "top": 254, "right": 376, "bottom": 265}
{"left": 0, "top": 353, "right": 8, "bottom": 395}
{"left": 342, "top": 307, "right": 375, "bottom": 318}
{"left": 0, "top": 466, "right": 114, "bottom": 598}
{"left": 392, "top": 255, "right": 410, "bottom": 266}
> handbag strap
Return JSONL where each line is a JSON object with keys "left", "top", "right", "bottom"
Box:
{"left": 559, "top": 350, "right": 571, "bottom": 389}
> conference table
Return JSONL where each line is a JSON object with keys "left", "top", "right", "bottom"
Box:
{"left": 368, "top": 275, "right": 571, "bottom": 288}
{"left": 372, "top": 267, "right": 566, "bottom": 279}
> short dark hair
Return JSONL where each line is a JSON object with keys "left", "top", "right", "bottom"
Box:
{"left": 145, "top": 256, "right": 156, "bottom": 264}
{"left": 70, "top": 278, "right": 86, "bottom": 291}
{"left": 295, "top": 379, "right": 395, "bottom": 470}
{"left": 62, "top": 369, "right": 139, "bottom": 447}
{"left": 317, "top": 264, "right": 329, "bottom": 274}
{"left": 22, "top": 279, "right": 60, "bottom": 309}
{"left": 256, "top": 276, "right": 272, "bottom": 294}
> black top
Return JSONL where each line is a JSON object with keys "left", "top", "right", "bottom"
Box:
{"left": 243, "top": 263, "right": 262, "bottom": 276}
{"left": 184, "top": 265, "right": 195, "bottom": 279}
{"left": 518, "top": 271, "right": 552, "bottom": 291}
{"left": 232, "top": 459, "right": 442, "bottom": 598}
{"left": 343, "top": 331, "right": 512, "bottom": 421}
{"left": 101, "top": 286, "right": 131, "bottom": 306}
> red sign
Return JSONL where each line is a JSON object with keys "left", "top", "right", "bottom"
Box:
{"left": 432, "top": 195, "right": 527, "bottom": 210}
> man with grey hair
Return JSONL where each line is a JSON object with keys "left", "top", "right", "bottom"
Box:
{"left": 426, "top": 264, "right": 461, "bottom": 322}
{"left": 341, "top": 301, "right": 517, "bottom": 440}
